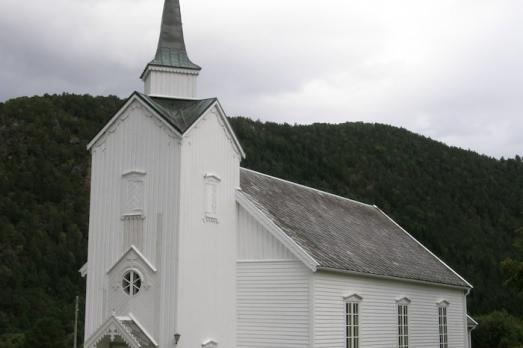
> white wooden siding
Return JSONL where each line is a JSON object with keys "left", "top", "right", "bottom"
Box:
{"left": 143, "top": 68, "right": 198, "bottom": 98}
{"left": 237, "top": 206, "right": 297, "bottom": 261}
{"left": 84, "top": 99, "right": 181, "bottom": 347}
{"left": 237, "top": 261, "right": 311, "bottom": 348}
{"left": 313, "top": 272, "right": 467, "bottom": 348}
{"left": 175, "top": 106, "right": 241, "bottom": 348}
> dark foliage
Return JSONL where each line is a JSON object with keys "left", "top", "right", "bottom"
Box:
{"left": 502, "top": 227, "right": 523, "bottom": 298}
{"left": 472, "top": 311, "right": 523, "bottom": 348}
{"left": 0, "top": 94, "right": 120, "bottom": 347}
{"left": 0, "top": 95, "right": 522, "bottom": 346}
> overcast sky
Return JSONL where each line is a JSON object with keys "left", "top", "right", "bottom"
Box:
{"left": 1, "top": 0, "right": 522, "bottom": 158}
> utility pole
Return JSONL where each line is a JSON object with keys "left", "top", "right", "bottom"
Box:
{"left": 73, "top": 296, "right": 79, "bottom": 348}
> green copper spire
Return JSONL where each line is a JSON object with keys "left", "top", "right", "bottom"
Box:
{"left": 148, "top": 0, "right": 201, "bottom": 70}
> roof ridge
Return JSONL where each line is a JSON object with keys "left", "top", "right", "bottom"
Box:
{"left": 240, "top": 167, "right": 374, "bottom": 209}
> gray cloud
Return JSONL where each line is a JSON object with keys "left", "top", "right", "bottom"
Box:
{"left": 0, "top": 0, "right": 521, "bottom": 158}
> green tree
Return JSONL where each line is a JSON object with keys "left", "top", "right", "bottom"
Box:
{"left": 502, "top": 227, "right": 523, "bottom": 296}
{"left": 473, "top": 311, "right": 523, "bottom": 348}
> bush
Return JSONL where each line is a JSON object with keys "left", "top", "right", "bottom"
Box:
{"left": 473, "top": 311, "right": 523, "bottom": 348}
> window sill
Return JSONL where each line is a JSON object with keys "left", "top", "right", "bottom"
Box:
{"left": 203, "top": 215, "right": 219, "bottom": 224}
{"left": 121, "top": 214, "right": 146, "bottom": 221}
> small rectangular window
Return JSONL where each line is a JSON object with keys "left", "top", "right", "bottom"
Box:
{"left": 204, "top": 174, "right": 221, "bottom": 223}
{"left": 346, "top": 302, "right": 359, "bottom": 348}
{"left": 122, "top": 172, "right": 146, "bottom": 217}
{"left": 439, "top": 306, "right": 448, "bottom": 348}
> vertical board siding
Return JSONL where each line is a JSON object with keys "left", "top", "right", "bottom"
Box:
{"left": 123, "top": 216, "right": 144, "bottom": 251}
{"left": 175, "top": 107, "right": 240, "bottom": 348}
{"left": 237, "top": 261, "right": 311, "bottom": 348}
{"left": 145, "top": 70, "right": 198, "bottom": 98}
{"left": 313, "top": 272, "right": 467, "bottom": 348}
{"left": 237, "top": 206, "right": 297, "bottom": 261}
{"left": 84, "top": 99, "right": 180, "bottom": 346}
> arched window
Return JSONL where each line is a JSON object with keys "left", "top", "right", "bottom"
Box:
{"left": 122, "top": 270, "right": 142, "bottom": 296}
{"left": 437, "top": 300, "right": 449, "bottom": 348}
{"left": 344, "top": 294, "right": 362, "bottom": 348}
{"left": 396, "top": 297, "right": 411, "bottom": 348}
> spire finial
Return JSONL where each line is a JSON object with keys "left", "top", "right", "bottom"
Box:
{"left": 149, "top": 0, "right": 200, "bottom": 70}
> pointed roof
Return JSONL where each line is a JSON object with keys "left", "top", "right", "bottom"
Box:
{"left": 136, "top": 92, "right": 216, "bottom": 133}
{"left": 84, "top": 315, "right": 157, "bottom": 348}
{"left": 147, "top": 0, "right": 201, "bottom": 71}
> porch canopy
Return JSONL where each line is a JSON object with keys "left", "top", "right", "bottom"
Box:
{"left": 84, "top": 315, "right": 156, "bottom": 348}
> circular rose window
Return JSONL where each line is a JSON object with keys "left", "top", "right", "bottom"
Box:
{"left": 122, "top": 270, "right": 142, "bottom": 296}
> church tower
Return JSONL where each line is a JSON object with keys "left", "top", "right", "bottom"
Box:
{"left": 82, "top": 1, "right": 243, "bottom": 347}
{"left": 141, "top": 0, "right": 201, "bottom": 98}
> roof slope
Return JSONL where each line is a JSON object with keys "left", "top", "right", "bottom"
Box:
{"left": 239, "top": 168, "right": 470, "bottom": 288}
{"left": 136, "top": 92, "right": 216, "bottom": 133}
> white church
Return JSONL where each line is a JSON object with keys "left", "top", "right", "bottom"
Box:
{"left": 81, "top": 1, "right": 478, "bottom": 347}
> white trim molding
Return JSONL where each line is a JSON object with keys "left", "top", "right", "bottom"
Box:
{"left": 343, "top": 293, "right": 363, "bottom": 303}
{"left": 396, "top": 296, "right": 412, "bottom": 306}
{"left": 437, "top": 299, "right": 450, "bottom": 308}
{"left": 106, "top": 245, "right": 158, "bottom": 275}
{"left": 202, "top": 339, "right": 218, "bottom": 348}
{"left": 87, "top": 94, "right": 182, "bottom": 151}
{"left": 374, "top": 206, "right": 473, "bottom": 289}
{"left": 79, "top": 262, "right": 88, "bottom": 277}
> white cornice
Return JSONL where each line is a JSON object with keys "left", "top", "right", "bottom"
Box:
{"left": 87, "top": 94, "right": 182, "bottom": 151}
{"left": 141, "top": 65, "right": 200, "bottom": 80}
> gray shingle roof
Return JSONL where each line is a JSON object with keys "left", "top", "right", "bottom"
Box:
{"left": 136, "top": 92, "right": 216, "bottom": 134}
{"left": 119, "top": 318, "right": 156, "bottom": 348}
{"left": 239, "top": 168, "right": 471, "bottom": 288}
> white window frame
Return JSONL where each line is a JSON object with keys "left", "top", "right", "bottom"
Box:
{"left": 121, "top": 171, "right": 146, "bottom": 218}
{"left": 121, "top": 269, "right": 143, "bottom": 297}
{"left": 396, "top": 297, "right": 411, "bottom": 348}
{"left": 203, "top": 173, "right": 221, "bottom": 223}
{"left": 437, "top": 300, "right": 449, "bottom": 348}
{"left": 344, "top": 294, "right": 362, "bottom": 348}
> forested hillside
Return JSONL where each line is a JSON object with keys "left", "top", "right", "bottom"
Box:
{"left": 0, "top": 94, "right": 522, "bottom": 348}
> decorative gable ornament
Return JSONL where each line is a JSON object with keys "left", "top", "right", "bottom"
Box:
{"left": 343, "top": 293, "right": 363, "bottom": 303}
{"left": 84, "top": 315, "right": 147, "bottom": 348}
{"left": 202, "top": 339, "right": 218, "bottom": 348}
{"left": 437, "top": 300, "right": 450, "bottom": 307}
{"left": 395, "top": 297, "right": 412, "bottom": 305}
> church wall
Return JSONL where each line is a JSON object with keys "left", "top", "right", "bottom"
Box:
{"left": 175, "top": 106, "right": 240, "bottom": 348}
{"left": 236, "top": 260, "right": 311, "bottom": 348}
{"left": 313, "top": 271, "right": 468, "bottom": 348}
{"left": 236, "top": 206, "right": 311, "bottom": 348}
{"left": 84, "top": 99, "right": 181, "bottom": 344}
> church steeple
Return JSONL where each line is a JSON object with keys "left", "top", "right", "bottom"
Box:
{"left": 141, "top": 0, "right": 201, "bottom": 99}
{"left": 150, "top": 0, "right": 200, "bottom": 70}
